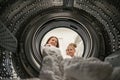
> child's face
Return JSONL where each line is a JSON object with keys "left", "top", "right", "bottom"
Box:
{"left": 66, "top": 46, "right": 75, "bottom": 57}
{"left": 48, "top": 37, "right": 58, "bottom": 47}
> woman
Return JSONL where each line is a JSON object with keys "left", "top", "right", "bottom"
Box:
{"left": 45, "top": 36, "right": 59, "bottom": 48}
{"left": 41, "top": 36, "right": 60, "bottom": 54}
{"left": 40, "top": 36, "right": 63, "bottom": 79}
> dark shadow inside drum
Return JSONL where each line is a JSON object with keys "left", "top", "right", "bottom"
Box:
{"left": 41, "top": 28, "right": 84, "bottom": 59}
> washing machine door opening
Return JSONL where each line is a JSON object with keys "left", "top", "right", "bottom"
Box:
{"left": 41, "top": 28, "right": 84, "bottom": 59}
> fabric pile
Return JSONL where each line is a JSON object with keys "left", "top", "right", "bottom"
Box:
{"left": 38, "top": 47, "right": 120, "bottom": 80}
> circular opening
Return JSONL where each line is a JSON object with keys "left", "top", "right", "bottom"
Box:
{"left": 21, "top": 13, "right": 100, "bottom": 76}
{"left": 41, "top": 28, "right": 84, "bottom": 59}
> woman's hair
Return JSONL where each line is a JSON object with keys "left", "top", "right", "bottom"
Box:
{"left": 68, "top": 43, "right": 77, "bottom": 48}
{"left": 45, "top": 36, "right": 59, "bottom": 48}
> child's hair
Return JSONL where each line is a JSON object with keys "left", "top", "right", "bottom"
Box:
{"left": 68, "top": 43, "right": 77, "bottom": 48}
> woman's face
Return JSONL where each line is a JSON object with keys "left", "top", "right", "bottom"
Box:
{"left": 66, "top": 46, "right": 75, "bottom": 57}
{"left": 48, "top": 37, "right": 58, "bottom": 47}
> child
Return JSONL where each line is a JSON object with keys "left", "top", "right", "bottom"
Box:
{"left": 66, "top": 43, "right": 77, "bottom": 57}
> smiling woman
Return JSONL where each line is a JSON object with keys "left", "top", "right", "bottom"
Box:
{"left": 0, "top": 0, "right": 120, "bottom": 79}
